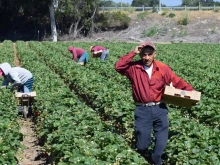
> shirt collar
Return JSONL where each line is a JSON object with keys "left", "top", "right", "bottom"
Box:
{"left": 135, "top": 60, "right": 159, "bottom": 71}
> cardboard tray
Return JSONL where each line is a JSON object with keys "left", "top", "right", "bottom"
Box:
{"left": 162, "top": 86, "right": 201, "bottom": 107}
{"left": 93, "top": 51, "right": 102, "bottom": 58}
{"left": 15, "top": 91, "right": 37, "bottom": 98}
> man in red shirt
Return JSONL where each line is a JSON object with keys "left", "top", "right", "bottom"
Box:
{"left": 115, "top": 41, "right": 194, "bottom": 165}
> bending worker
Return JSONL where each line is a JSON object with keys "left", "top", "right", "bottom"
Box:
{"left": 90, "top": 45, "right": 109, "bottom": 61}
{"left": 115, "top": 41, "right": 194, "bottom": 165}
{"left": 0, "top": 62, "right": 34, "bottom": 93}
{"left": 68, "top": 46, "right": 89, "bottom": 66}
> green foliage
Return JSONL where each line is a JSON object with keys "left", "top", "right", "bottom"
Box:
{"left": 0, "top": 40, "right": 23, "bottom": 164}
{"left": 129, "top": 7, "right": 136, "bottom": 13}
{"left": 214, "top": 8, "right": 219, "bottom": 12}
{"left": 161, "top": 12, "right": 166, "bottom": 16}
{"left": 132, "top": 0, "right": 159, "bottom": 7}
{"left": 161, "top": 8, "right": 169, "bottom": 16}
{"left": 152, "top": 5, "right": 158, "bottom": 13}
{"left": 147, "top": 25, "right": 158, "bottom": 37}
{"left": 141, "top": 29, "right": 147, "bottom": 38}
{"left": 15, "top": 41, "right": 146, "bottom": 164}
{"left": 142, "top": 24, "right": 169, "bottom": 38}
{"left": 112, "top": 11, "right": 131, "bottom": 27}
{"left": 136, "top": 11, "right": 149, "bottom": 20}
{"left": 168, "top": 12, "right": 176, "bottom": 18}
{"left": 35, "top": 41, "right": 220, "bottom": 164}
{"left": 182, "top": 0, "right": 217, "bottom": 6}
{"left": 208, "top": 25, "right": 217, "bottom": 35}
{"left": 178, "top": 12, "right": 190, "bottom": 25}
{"left": 1, "top": 40, "right": 220, "bottom": 164}
{"left": 178, "top": 29, "right": 188, "bottom": 37}
{"left": 97, "top": 11, "right": 131, "bottom": 29}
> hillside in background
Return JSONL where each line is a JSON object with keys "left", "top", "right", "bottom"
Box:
{"left": 75, "top": 10, "right": 220, "bottom": 43}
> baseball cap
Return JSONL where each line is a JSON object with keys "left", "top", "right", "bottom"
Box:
{"left": 140, "top": 41, "right": 156, "bottom": 50}
{"left": 90, "top": 46, "right": 94, "bottom": 51}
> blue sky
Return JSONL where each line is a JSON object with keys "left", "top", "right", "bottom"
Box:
{"left": 113, "top": 0, "right": 220, "bottom": 6}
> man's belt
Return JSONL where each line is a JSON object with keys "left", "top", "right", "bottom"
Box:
{"left": 135, "top": 101, "right": 162, "bottom": 107}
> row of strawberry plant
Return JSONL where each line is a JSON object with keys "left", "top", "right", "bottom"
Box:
{"left": 29, "top": 41, "right": 136, "bottom": 139}
{"left": 42, "top": 41, "right": 219, "bottom": 128}
{"left": 0, "top": 40, "right": 15, "bottom": 65}
{"left": 0, "top": 40, "right": 23, "bottom": 164}
{"left": 28, "top": 41, "right": 220, "bottom": 164}
{"left": 155, "top": 43, "right": 220, "bottom": 128}
{"left": 16, "top": 41, "right": 147, "bottom": 164}
{"left": 41, "top": 41, "right": 131, "bottom": 88}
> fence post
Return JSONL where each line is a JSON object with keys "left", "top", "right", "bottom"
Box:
{"left": 199, "top": 2, "right": 200, "bottom": 10}
{"left": 143, "top": 5, "right": 144, "bottom": 11}
{"left": 171, "top": 6, "right": 172, "bottom": 11}
{"left": 185, "top": 5, "right": 186, "bottom": 11}
{"left": 38, "top": 30, "right": 39, "bottom": 41}
{"left": 214, "top": 5, "right": 215, "bottom": 10}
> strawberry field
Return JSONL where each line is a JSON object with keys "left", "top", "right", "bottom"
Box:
{"left": 0, "top": 40, "right": 219, "bottom": 165}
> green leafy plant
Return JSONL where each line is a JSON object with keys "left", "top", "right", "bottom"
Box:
{"left": 129, "top": 7, "right": 136, "bottom": 13}
{"left": 1, "top": 40, "right": 219, "bottom": 165}
{"left": 178, "top": 12, "right": 190, "bottom": 25}
{"left": 178, "top": 29, "right": 188, "bottom": 37}
{"left": 141, "top": 29, "right": 147, "bottom": 38}
{"left": 152, "top": 5, "right": 157, "bottom": 13}
{"left": 136, "top": 11, "right": 149, "bottom": 20}
{"left": 214, "top": 8, "right": 219, "bottom": 12}
{"left": 208, "top": 25, "right": 217, "bottom": 35}
{"left": 168, "top": 12, "right": 175, "bottom": 18}
{"left": 147, "top": 25, "right": 158, "bottom": 37}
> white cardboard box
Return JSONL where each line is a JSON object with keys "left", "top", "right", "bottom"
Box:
{"left": 163, "top": 86, "right": 201, "bottom": 107}
{"left": 15, "top": 91, "right": 37, "bottom": 98}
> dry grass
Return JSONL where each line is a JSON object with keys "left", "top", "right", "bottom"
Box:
{"left": 170, "top": 10, "right": 220, "bottom": 21}
{"left": 127, "top": 10, "right": 220, "bottom": 22}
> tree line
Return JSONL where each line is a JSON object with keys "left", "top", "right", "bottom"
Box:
{"left": 103, "top": 0, "right": 220, "bottom": 7}
{"left": 0, "top": 0, "right": 219, "bottom": 42}
{"left": 0, "top": 0, "right": 130, "bottom": 42}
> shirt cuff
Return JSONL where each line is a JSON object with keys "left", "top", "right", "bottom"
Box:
{"left": 129, "top": 51, "right": 137, "bottom": 56}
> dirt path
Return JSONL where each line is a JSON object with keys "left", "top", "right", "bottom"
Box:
{"left": 14, "top": 43, "right": 20, "bottom": 66}
{"left": 16, "top": 118, "right": 45, "bottom": 165}
{"left": 13, "top": 43, "right": 46, "bottom": 165}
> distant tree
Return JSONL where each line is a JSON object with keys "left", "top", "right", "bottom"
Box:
{"left": 0, "top": 0, "right": 50, "bottom": 40}
{"left": 58, "top": 0, "right": 99, "bottom": 39}
{"left": 132, "top": 0, "right": 159, "bottom": 7}
{"left": 182, "top": 0, "right": 214, "bottom": 6}
{"left": 99, "top": 0, "right": 115, "bottom": 7}
{"left": 115, "top": 2, "right": 130, "bottom": 7}
{"left": 48, "top": 0, "right": 59, "bottom": 42}
{"left": 182, "top": 0, "right": 197, "bottom": 6}
{"left": 201, "top": 0, "right": 215, "bottom": 6}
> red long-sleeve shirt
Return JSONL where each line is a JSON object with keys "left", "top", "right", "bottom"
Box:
{"left": 91, "top": 46, "right": 107, "bottom": 57}
{"left": 115, "top": 51, "right": 194, "bottom": 103}
{"left": 68, "top": 46, "right": 86, "bottom": 61}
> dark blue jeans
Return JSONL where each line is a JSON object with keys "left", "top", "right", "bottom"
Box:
{"left": 134, "top": 103, "right": 169, "bottom": 165}
{"left": 17, "top": 77, "right": 34, "bottom": 93}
